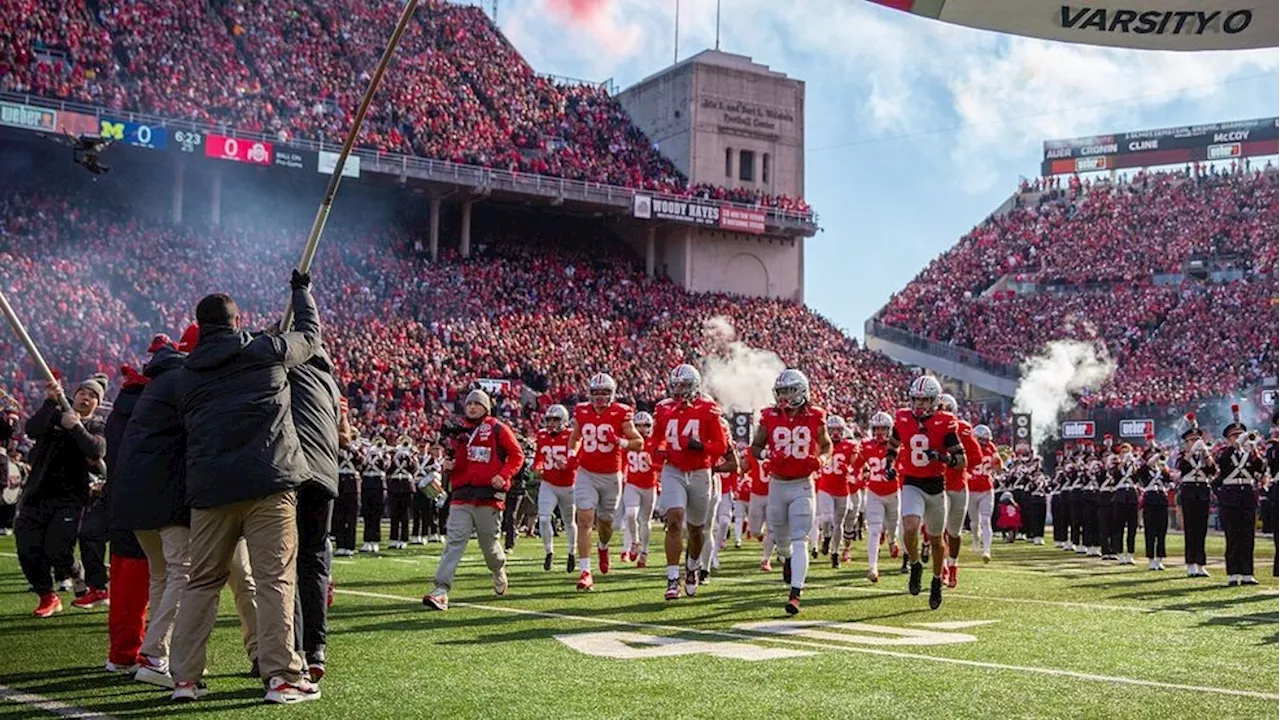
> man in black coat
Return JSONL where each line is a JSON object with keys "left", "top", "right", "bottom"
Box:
{"left": 16, "top": 376, "right": 107, "bottom": 618}
{"left": 169, "top": 272, "right": 321, "bottom": 704}
{"left": 115, "top": 338, "right": 259, "bottom": 690}
{"left": 287, "top": 348, "right": 345, "bottom": 681}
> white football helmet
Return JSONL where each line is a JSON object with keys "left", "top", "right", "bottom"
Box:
{"left": 869, "top": 411, "right": 893, "bottom": 440}
{"left": 827, "top": 414, "right": 847, "bottom": 437}
{"left": 773, "top": 369, "right": 810, "bottom": 408}
{"left": 937, "top": 393, "right": 958, "bottom": 414}
{"left": 973, "top": 424, "right": 992, "bottom": 442}
{"left": 669, "top": 364, "right": 701, "bottom": 400}
{"left": 544, "top": 404, "right": 569, "bottom": 431}
{"left": 588, "top": 373, "right": 616, "bottom": 408}
{"left": 633, "top": 410, "right": 654, "bottom": 436}
{"left": 908, "top": 376, "right": 942, "bottom": 415}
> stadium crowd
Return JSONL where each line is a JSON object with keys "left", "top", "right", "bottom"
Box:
{"left": 879, "top": 167, "right": 1279, "bottom": 408}
{"left": 0, "top": 0, "right": 808, "bottom": 215}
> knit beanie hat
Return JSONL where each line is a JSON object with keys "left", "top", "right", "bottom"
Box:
{"left": 76, "top": 375, "right": 107, "bottom": 402}
{"left": 465, "top": 389, "right": 492, "bottom": 412}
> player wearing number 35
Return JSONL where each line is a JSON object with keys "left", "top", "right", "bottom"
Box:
{"left": 750, "top": 368, "right": 832, "bottom": 616}
{"left": 884, "top": 376, "right": 966, "bottom": 611}
{"left": 654, "top": 365, "right": 729, "bottom": 602}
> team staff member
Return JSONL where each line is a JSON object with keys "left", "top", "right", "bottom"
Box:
{"left": 884, "top": 376, "right": 964, "bottom": 611}
{"left": 423, "top": 390, "right": 524, "bottom": 610}
{"left": 1214, "top": 407, "right": 1265, "bottom": 587}
{"left": 1174, "top": 413, "right": 1214, "bottom": 578}
{"left": 17, "top": 377, "right": 106, "bottom": 618}
{"left": 752, "top": 369, "right": 831, "bottom": 616}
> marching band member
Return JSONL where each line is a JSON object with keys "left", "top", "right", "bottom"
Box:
{"left": 386, "top": 436, "right": 419, "bottom": 550}
{"left": 333, "top": 428, "right": 360, "bottom": 556}
{"left": 411, "top": 443, "right": 444, "bottom": 544}
{"left": 1138, "top": 441, "right": 1170, "bottom": 570}
{"left": 1174, "top": 413, "right": 1214, "bottom": 577}
{"left": 359, "top": 437, "right": 388, "bottom": 554}
{"left": 1214, "top": 405, "right": 1265, "bottom": 586}
{"left": 1097, "top": 437, "right": 1118, "bottom": 561}
{"left": 1080, "top": 458, "right": 1102, "bottom": 557}
{"left": 1110, "top": 442, "right": 1140, "bottom": 565}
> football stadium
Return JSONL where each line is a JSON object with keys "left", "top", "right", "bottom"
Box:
{"left": 0, "top": 0, "right": 1276, "bottom": 718}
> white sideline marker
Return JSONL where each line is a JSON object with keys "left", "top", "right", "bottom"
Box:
{"left": 0, "top": 684, "right": 115, "bottom": 720}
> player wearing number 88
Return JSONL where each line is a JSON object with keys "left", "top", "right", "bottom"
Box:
{"left": 534, "top": 405, "right": 577, "bottom": 573}
{"left": 653, "top": 364, "right": 729, "bottom": 601}
{"left": 885, "top": 376, "right": 965, "bottom": 610}
{"left": 750, "top": 369, "right": 832, "bottom": 616}
{"left": 569, "top": 374, "right": 643, "bottom": 591}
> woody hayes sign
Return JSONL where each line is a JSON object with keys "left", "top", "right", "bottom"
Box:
{"left": 633, "top": 194, "right": 720, "bottom": 226}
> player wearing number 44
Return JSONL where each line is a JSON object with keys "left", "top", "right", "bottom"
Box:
{"left": 568, "top": 374, "right": 644, "bottom": 591}
{"left": 653, "top": 364, "right": 730, "bottom": 601}
{"left": 751, "top": 369, "right": 833, "bottom": 616}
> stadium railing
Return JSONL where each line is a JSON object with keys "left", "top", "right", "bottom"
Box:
{"left": 2, "top": 92, "right": 817, "bottom": 232}
{"left": 864, "top": 319, "right": 1021, "bottom": 380}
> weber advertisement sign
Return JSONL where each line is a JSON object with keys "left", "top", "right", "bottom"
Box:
{"left": 1061, "top": 420, "right": 1096, "bottom": 440}
{"left": 1118, "top": 418, "right": 1154, "bottom": 438}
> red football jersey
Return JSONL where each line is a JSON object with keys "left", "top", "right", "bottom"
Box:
{"left": 625, "top": 436, "right": 662, "bottom": 489}
{"left": 759, "top": 405, "right": 827, "bottom": 479}
{"left": 653, "top": 396, "right": 728, "bottom": 471}
{"left": 733, "top": 470, "right": 752, "bottom": 501}
{"left": 817, "top": 439, "right": 858, "bottom": 496}
{"left": 892, "top": 409, "right": 959, "bottom": 480}
{"left": 942, "top": 416, "right": 983, "bottom": 491}
{"left": 535, "top": 429, "right": 575, "bottom": 488}
{"left": 967, "top": 440, "right": 1000, "bottom": 492}
{"left": 573, "top": 402, "right": 634, "bottom": 474}
{"left": 855, "top": 437, "right": 900, "bottom": 497}
{"left": 747, "top": 453, "right": 769, "bottom": 495}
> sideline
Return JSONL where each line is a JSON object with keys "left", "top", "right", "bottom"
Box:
{"left": 0, "top": 684, "right": 116, "bottom": 720}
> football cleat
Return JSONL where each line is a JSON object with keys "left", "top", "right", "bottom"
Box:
{"left": 908, "top": 562, "right": 923, "bottom": 596}
{"left": 566, "top": 554, "right": 576, "bottom": 573}
{"left": 866, "top": 568, "right": 880, "bottom": 583}
{"left": 821, "top": 536, "right": 831, "bottom": 556}
{"left": 840, "top": 547, "right": 851, "bottom": 563}
{"left": 759, "top": 559, "right": 773, "bottom": 572}
{"left": 685, "top": 567, "right": 699, "bottom": 597}
{"left": 619, "top": 549, "right": 631, "bottom": 564}
{"left": 784, "top": 588, "right": 801, "bottom": 616}
{"left": 982, "top": 553, "right": 991, "bottom": 564}
{"left": 422, "top": 589, "right": 449, "bottom": 611}
{"left": 32, "top": 593, "right": 62, "bottom": 618}
{"left": 831, "top": 553, "right": 840, "bottom": 569}
{"left": 576, "top": 570, "right": 594, "bottom": 591}
{"left": 698, "top": 569, "right": 709, "bottom": 584}
{"left": 945, "top": 564, "right": 958, "bottom": 589}
{"left": 810, "top": 545, "right": 818, "bottom": 560}
{"left": 636, "top": 553, "right": 648, "bottom": 568}
{"left": 544, "top": 552, "right": 554, "bottom": 572}
{"left": 665, "top": 578, "right": 681, "bottom": 601}
{"left": 928, "top": 577, "right": 943, "bottom": 610}
{"left": 598, "top": 548, "right": 611, "bottom": 575}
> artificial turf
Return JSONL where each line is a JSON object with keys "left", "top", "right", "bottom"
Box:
{"left": 0, "top": 529, "right": 1275, "bottom": 719}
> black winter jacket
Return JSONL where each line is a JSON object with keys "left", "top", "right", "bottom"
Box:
{"left": 20, "top": 398, "right": 106, "bottom": 506}
{"left": 112, "top": 347, "right": 190, "bottom": 530}
{"left": 289, "top": 348, "right": 341, "bottom": 498}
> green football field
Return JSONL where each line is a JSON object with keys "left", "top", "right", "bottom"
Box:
{"left": 0, "top": 527, "right": 1276, "bottom": 720}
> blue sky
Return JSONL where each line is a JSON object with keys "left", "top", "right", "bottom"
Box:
{"left": 488, "top": 0, "right": 1279, "bottom": 338}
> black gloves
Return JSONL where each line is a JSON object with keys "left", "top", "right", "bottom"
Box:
{"left": 685, "top": 437, "right": 705, "bottom": 452}
{"left": 291, "top": 269, "right": 312, "bottom": 291}
{"left": 884, "top": 466, "right": 897, "bottom": 482}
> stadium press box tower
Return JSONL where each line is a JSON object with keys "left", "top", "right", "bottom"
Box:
{"left": 616, "top": 50, "right": 815, "bottom": 303}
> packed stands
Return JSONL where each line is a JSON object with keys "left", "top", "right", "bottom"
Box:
{"left": 0, "top": 0, "right": 807, "bottom": 214}
{"left": 878, "top": 166, "right": 1279, "bottom": 408}
{"left": 0, "top": 161, "right": 891, "bottom": 444}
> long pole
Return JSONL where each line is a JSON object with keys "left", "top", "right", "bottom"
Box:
{"left": 715, "top": 0, "right": 721, "bottom": 50}
{"left": 282, "top": 0, "right": 421, "bottom": 330}
{"left": 0, "top": 288, "right": 72, "bottom": 412}
{"left": 673, "top": 0, "right": 680, "bottom": 64}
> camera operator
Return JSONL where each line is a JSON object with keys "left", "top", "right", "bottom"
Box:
{"left": 17, "top": 377, "right": 107, "bottom": 618}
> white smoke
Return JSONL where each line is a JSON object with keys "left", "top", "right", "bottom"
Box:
{"left": 699, "top": 316, "right": 785, "bottom": 415}
{"left": 1013, "top": 340, "right": 1116, "bottom": 448}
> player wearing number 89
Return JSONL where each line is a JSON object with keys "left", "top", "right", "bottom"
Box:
{"left": 885, "top": 376, "right": 965, "bottom": 610}
{"left": 569, "top": 374, "right": 643, "bottom": 591}
{"left": 653, "top": 364, "right": 729, "bottom": 601}
{"left": 751, "top": 369, "right": 832, "bottom": 616}
{"left": 854, "top": 412, "right": 900, "bottom": 583}
{"left": 935, "top": 394, "right": 982, "bottom": 589}
{"left": 534, "top": 405, "right": 577, "bottom": 573}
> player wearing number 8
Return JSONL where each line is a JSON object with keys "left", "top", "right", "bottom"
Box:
{"left": 750, "top": 369, "right": 832, "bottom": 616}
{"left": 653, "top": 364, "right": 729, "bottom": 601}
{"left": 885, "top": 376, "right": 966, "bottom": 611}
{"left": 568, "top": 374, "right": 643, "bottom": 591}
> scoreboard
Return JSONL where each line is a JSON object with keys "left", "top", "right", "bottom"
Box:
{"left": 1041, "top": 116, "right": 1278, "bottom": 175}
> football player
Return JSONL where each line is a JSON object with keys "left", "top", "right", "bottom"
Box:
{"left": 621, "top": 411, "right": 661, "bottom": 567}
{"left": 936, "top": 394, "right": 982, "bottom": 589}
{"left": 654, "top": 364, "right": 728, "bottom": 600}
{"left": 731, "top": 445, "right": 752, "bottom": 550}
{"left": 965, "top": 424, "right": 999, "bottom": 563}
{"left": 702, "top": 417, "right": 741, "bottom": 581}
{"left": 885, "top": 376, "right": 965, "bottom": 610}
{"left": 750, "top": 369, "right": 831, "bottom": 615}
{"left": 815, "top": 415, "right": 858, "bottom": 569}
{"left": 569, "top": 374, "right": 643, "bottom": 590}
{"left": 855, "top": 411, "right": 899, "bottom": 582}
{"left": 744, "top": 444, "right": 775, "bottom": 571}
{"left": 534, "top": 405, "right": 577, "bottom": 572}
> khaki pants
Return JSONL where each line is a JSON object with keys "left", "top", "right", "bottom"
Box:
{"left": 135, "top": 526, "right": 258, "bottom": 664}
{"left": 432, "top": 504, "right": 505, "bottom": 592}
{"left": 171, "top": 491, "right": 302, "bottom": 684}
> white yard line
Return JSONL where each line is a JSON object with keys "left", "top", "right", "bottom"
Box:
{"left": 334, "top": 588, "right": 1278, "bottom": 701}
{"left": 0, "top": 685, "right": 116, "bottom": 720}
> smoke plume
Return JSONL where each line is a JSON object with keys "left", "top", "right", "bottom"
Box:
{"left": 1013, "top": 340, "right": 1115, "bottom": 448}
{"left": 699, "top": 316, "right": 785, "bottom": 415}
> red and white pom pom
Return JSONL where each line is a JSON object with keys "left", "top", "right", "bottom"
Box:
{"left": 1231, "top": 403, "right": 1241, "bottom": 422}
